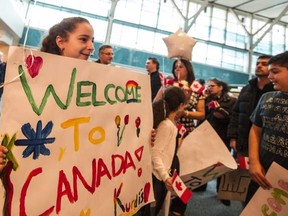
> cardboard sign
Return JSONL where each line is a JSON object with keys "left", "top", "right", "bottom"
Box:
{"left": 217, "top": 169, "right": 251, "bottom": 202}
{"left": 241, "top": 162, "right": 288, "bottom": 216}
{"left": 0, "top": 47, "right": 154, "bottom": 215}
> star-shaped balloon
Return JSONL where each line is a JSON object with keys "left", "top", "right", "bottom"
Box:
{"left": 163, "top": 28, "right": 197, "bottom": 61}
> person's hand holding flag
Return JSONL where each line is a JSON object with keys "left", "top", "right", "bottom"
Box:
{"left": 171, "top": 170, "right": 193, "bottom": 204}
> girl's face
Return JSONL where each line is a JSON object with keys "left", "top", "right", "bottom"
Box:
{"left": 207, "top": 81, "right": 222, "bottom": 96}
{"left": 174, "top": 62, "right": 187, "bottom": 81}
{"left": 57, "top": 22, "right": 94, "bottom": 60}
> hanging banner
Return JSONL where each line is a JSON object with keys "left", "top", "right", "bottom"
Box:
{"left": 0, "top": 46, "right": 154, "bottom": 216}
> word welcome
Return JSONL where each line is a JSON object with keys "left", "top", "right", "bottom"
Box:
{"left": 19, "top": 66, "right": 142, "bottom": 116}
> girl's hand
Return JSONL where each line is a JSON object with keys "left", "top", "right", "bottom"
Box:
{"left": 165, "top": 178, "right": 173, "bottom": 191}
{"left": 0, "top": 146, "right": 8, "bottom": 171}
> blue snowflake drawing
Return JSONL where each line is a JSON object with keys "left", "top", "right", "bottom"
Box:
{"left": 15, "top": 120, "right": 55, "bottom": 159}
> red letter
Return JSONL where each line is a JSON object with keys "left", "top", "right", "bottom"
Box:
{"left": 20, "top": 167, "right": 55, "bottom": 216}
{"left": 112, "top": 154, "right": 124, "bottom": 177}
{"left": 72, "top": 159, "right": 96, "bottom": 201}
{"left": 56, "top": 170, "right": 75, "bottom": 214}
{"left": 123, "top": 151, "right": 136, "bottom": 174}
{"left": 96, "top": 159, "right": 112, "bottom": 187}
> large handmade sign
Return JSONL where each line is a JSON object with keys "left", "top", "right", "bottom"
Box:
{"left": 177, "top": 121, "right": 238, "bottom": 190}
{"left": 0, "top": 47, "right": 154, "bottom": 215}
{"left": 241, "top": 162, "right": 288, "bottom": 216}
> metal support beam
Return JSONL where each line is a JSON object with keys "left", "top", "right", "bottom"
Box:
{"left": 104, "top": 0, "right": 119, "bottom": 44}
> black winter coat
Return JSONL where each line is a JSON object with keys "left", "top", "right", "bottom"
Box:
{"left": 227, "top": 78, "right": 274, "bottom": 156}
{"left": 205, "top": 93, "right": 236, "bottom": 148}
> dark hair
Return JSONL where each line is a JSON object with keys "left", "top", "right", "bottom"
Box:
{"left": 98, "top": 44, "right": 113, "bottom": 53}
{"left": 153, "top": 86, "right": 186, "bottom": 129}
{"left": 258, "top": 54, "right": 272, "bottom": 60}
{"left": 147, "top": 57, "right": 159, "bottom": 70}
{"left": 208, "top": 78, "right": 230, "bottom": 94}
{"left": 41, "top": 17, "right": 91, "bottom": 55}
{"left": 197, "top": 78, "right": 205, "bottom": 86}
{"left": 268, "top": 51, "right": 288, "bottom": 68}
{"left": 172, "top": 59, "right": 195, "bottom": 86}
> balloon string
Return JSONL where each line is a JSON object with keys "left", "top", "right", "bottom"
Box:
{"left": 0, "top": 49, "right": 34, "bottom": 89}
{"left": 0, "top": 72, "right": 24, "bottom": 89}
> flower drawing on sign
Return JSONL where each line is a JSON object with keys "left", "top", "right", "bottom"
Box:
{"left": 1, "top": 133, "right": 19, "bottom": 171}
{"left": 135, "top": 117, "right": 141, "bottom": 138}
{"left": 15, "top": 120, "right": 55, "bottom": 159}
{"left": 115, "top": 115, "right": 129, "bottom": 146}
{"left": 115, "top": 115, "right": 121, "bottom": 146}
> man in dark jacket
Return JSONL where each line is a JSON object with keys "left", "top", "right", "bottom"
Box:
{"left": 227, "top": 55, "right": 274, "bottom": 157}
{"left": 145, "top": 57, "right": 162, "bottom": 102}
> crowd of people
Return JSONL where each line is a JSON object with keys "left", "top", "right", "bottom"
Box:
{"left": 0, "top": 16, "right": 287, "bottom": 216}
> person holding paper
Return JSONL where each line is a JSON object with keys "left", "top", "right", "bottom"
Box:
{"left": 150, "top": 86, "right": 186, "bottom": 216}
{"left": 247, "top": 51, "right": 288, "bottom": 205}
{"left": 0, "top": 17, "right": 95, "bottom": 173}
{"left": 40, "top": 17, "right": 95, "bottom": 60}
{"left": 205, "top": 78, "right": 237, "bottom": 206}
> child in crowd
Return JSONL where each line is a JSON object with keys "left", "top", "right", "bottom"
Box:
{"left": 151, "top": 86, "right": 186, "bottom": 216}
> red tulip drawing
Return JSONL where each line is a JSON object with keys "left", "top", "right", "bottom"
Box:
{"left": 135, "top": 117, "right": 141, "bottom": 137}
{"left": 119, "top": 114, "right": 129, "bottom": 145}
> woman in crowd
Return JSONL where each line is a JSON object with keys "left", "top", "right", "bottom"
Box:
{"left": 0, "top": 17, "right": 95, "bottom": 173}
{"left": 205, "top": 78, "right": 237, "bottom": 206}
{"left": 154, "top": 58, "right": 205, "bottom": 215}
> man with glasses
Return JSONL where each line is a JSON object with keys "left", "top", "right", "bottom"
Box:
{"left": 95, "top": 44, "right": 114, "bottom": 65}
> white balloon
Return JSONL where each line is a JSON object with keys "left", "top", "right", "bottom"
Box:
{"left": 163, "top": 28, "right": 197, "bottom": 61}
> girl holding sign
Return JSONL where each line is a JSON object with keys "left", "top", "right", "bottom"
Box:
{"left": 40, "top": 17, "right": 95, "bottom": 60}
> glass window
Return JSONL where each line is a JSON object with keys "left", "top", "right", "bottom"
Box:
{"left": 272, "top": 25, "right": 285, "bottom": 55}
{"left": 193, "top": 42, "right": 207, "bottom": 63}
{"left": 81, "top": 0, "right": 111, "bottom": 16}
{"left": 114, "top": 0, "right": 141, "bottom": 24}
{"left": 158, "top": 1, "right": 183, "bottom": 32}
{"left": 206, "top": 45, "right": 222, "bottom": 67}
{"left": 110, "top": 23, "right": 138, "bottom": 48}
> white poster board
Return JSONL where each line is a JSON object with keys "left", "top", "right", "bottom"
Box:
{"left": 178, "top": 121, "right": 238, "bottom": 190}
{"left": 241, "top": 162, "right": 288, "bottom": 216}
{"left": 0, "top": 47, "right": 154, "bottom": 215}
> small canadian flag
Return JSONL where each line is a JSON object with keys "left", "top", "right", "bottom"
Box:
{"left": 191, "top": 80, "right": 205, "bottom": 94}
{"left": 171, "top": 170, "right": 193, "bottom": 204}
{"left": 177, "top": 123, "right": 187, "bottom": 138}
{"left": 238, "top": 156, "right": 249, "bottom": 170}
